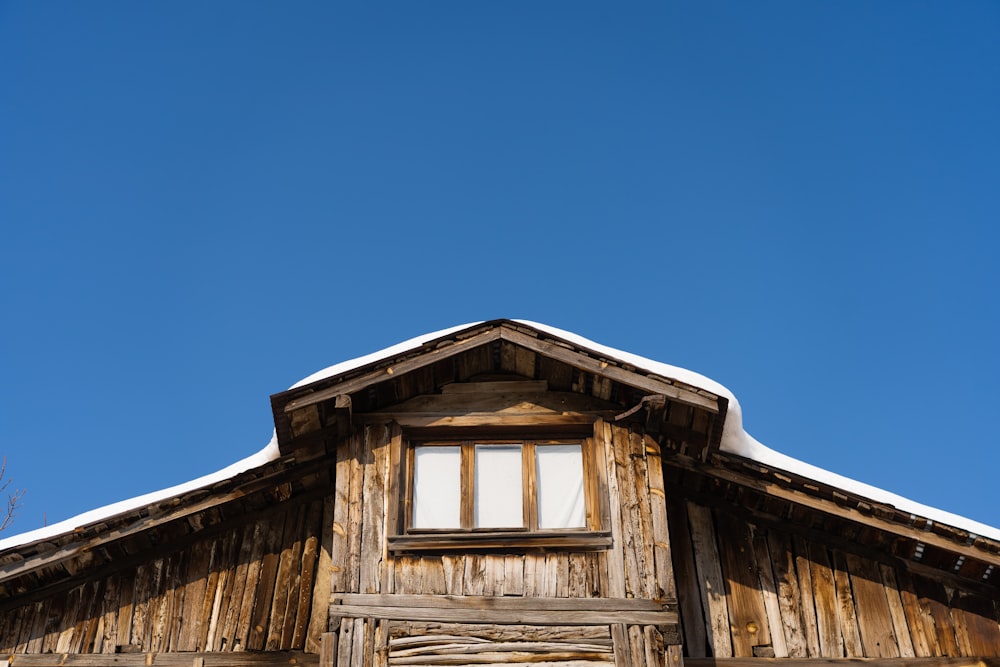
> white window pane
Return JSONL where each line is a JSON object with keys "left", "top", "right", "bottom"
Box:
{"left": 536, "top": 444, "right": 585, "bottom": 529}
{"left": 412, "top": 446, "right": 461, "bottom": 529}
{"left": 475, "top": 445, "right": 523, "bottom": 528}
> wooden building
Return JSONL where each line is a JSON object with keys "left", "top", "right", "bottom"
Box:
{"left": 2, "top": 320, "right": 999, "bottom": 667}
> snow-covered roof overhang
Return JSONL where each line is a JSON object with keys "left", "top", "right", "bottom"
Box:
{"left": 2, "top": 319, "right": 999, "bottom": 582}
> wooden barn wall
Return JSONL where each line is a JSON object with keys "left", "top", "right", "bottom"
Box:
{"left": 667, "top": 495, "right": 1000, "bottom": 659}
{"left": 329, "top": 420, "right": 677, "bottom": 667}
{"left": 0, "top": 496, "right": 332, "bottom": 656}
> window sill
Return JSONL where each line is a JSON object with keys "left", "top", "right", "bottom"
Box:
{"left": 388, "top": 530, "right": 612, "bottom": 553}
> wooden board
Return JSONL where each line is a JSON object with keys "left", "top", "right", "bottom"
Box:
{"left": 845, "top": 553, "right": 900, "bottom": 658}
{"left": 666, "top": 497, "right": 708, "bottom": 658}
{"left": 714, "top": 511, "right": 771, "bottom": 657}
{"left": 686, "top": 502, "right": 732, "bottom": 657}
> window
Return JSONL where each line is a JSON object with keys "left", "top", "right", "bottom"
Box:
{"left": 389, "top": 436, "right": 611, "bottom": 551}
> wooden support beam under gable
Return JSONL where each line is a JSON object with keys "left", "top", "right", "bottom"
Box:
{"left": 498, "top": 327, "right": 722, "bottom": 414}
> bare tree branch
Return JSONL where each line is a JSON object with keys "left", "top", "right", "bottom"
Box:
{"left": 0, "top": 457, "right": 26, "bottom": 532}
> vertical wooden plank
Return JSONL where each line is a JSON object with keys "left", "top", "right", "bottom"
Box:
{"left": 830, "top": 550, "right": 863, "bottom": 657}
{"left": 628, "top": 429, "right": 657, "bottom": 599}
{"left": 346, "top": 430, "right": 366, "bottom": 596}
{"left": 360, "top": 424, "right": 389, "bottom": 596}
{"left": 129, "top": 563, "right": 152, "bottom": 651}
{"left": 666, "top": 643, "right": 685, "bottom": 667}
{"left": 218, "top": 524, "right": 253, "bottom": 650}
{"left": 878, "top": 564, "right": 916, "bottom": 657}
{"left": 554, "top": 553, "right": 570, "bottom": 597}
{"left": 231, "top": 521, "right": 266, "bottom": 651}
{"left": 320, "top": 632, "right": 337, "bottom": 667}
{"left": 39, "top": 587, "right": 66, "bottom": 653}
{"left": 568, "top": 552, "right": 589, "bottom": 599}
{"left": 394, "top": 555, "right": 423, "bottom": 595}
{"left": 362, "top": 617, "right": 375, "bottom": 667}
{"left": 600, "top": 420, "right": 627, "bottom": 599}
{"left": 384, "top": 423, "right": 403, "bottom": 556}
{"left": 791, "top": 535, "right": 821, "bottom": 657}
{"left": 115, "top": 569, "right": 136, "bottom": 651}
{"left": 0, "top": 605, "right": 13, "bottom": 653}
{"left": 373, "top": 619, "right": 389, "bottom": 667}
{"left": 614, "top": 426, "right": 645, "bottom": 599}
{"left": 441, "top": 555, "right": 464, "bottom": 595}
{"left": 464, "top": 553, "right": 486, "bottom": 595}
{"left": 951, "top": 603, "right": 976, "bottom": 657}
{"left": 351, "top": 618, "right": 365, "bottom": 667}
{"left": 331, "top": 436, "right": 354, "bottom": 596}
{"left": 765, "top": 531, "right": 806, "bottom": 657}
{"left": 149, "top": 555, "right": 176, "bottom": 652}
{"left": 10, "top": 604, "right": 31, "bottom": 654}
{"left": 481, "top": 554, "right": 504, "bottom": 596}
{"left": 281, "top": 508, "right": 309, "bottom": 650}
{"left": 167, "top": 549, "right": 191, "bottom": 653}
{"left": 611, "top": 623, "right": 630, "bottom": 667}
{"left": 421, "top": 557, "right": 447, "bottom": 595}
{"left": 912, "top": 573, "right": 961, "bottom": 657}
{"left": 644, "top": 436, "right": 676, "bottom": 601}
{"left": 715, "top": 511, "right": 771, "bottom": 657}
{"left": 83, "top": 578, "right": 107, "bottom": 652}
{"left": 205, "top": 533, "right": 234, "bottom": 651}
{"left": 291, "top": 499, "right": 323, "bottom": 649}
{"left": 194, "top": 538, "right": 221, "bottom": 651}
{"left": 504, "top": 554, "right": 525, "bottom": 596}
{"left": 514, "top": 346, "right": 536, "bottom": 378}
{"left": 55, "top": 586, "right": 83, "bottom": 653}
{"left": 806, "top": 541, "right": 843, "bottom": 657}
{"left": 498, "top": 341, "right": 535, "bottom": 377}
{"left": 306, "top": 494, "right": 336, "bottom": 652}
{"left": 522, "top": 554, "right": 540, "bottom": 597}
{"left": 643, "top": 625, "right": 665, "bottom": 667}
{"left": 842, "top": 553, "right": 899, "bottom": 657}
{"left": 336, "top": 617, "right": 354, "bottom": 667}
{"left": 628, "top": 624, "right": 646, "bottom": 667}
{"left": 753, "top": 531, "right": 788, "bottom": 657}
{"left": 666, "top": 496, "right": 707, "bottom": 658}
{"left": 71, "top": 579, "right": 104, "bottom": 653}
{"left": 951, "top": 593, "right": 1000, "bottom": 657}
{"left": 26, "top": 599, "right": 49, "bottom": 654}
{"left": 247, "top": 515, "right": 286, "bottom": 650}
{"left": 98, "top": 573, "right": 120, "bottom": 653}
{"left": 687, "top": 502, "right": 732, "bottom": 657}
{"left": 894, "top": 567, "right": 935, "bottom": 656}
{"left": 177, "top": 540, "right": 214, "bottom": 651}
{"left": 268, "top": 504, "right": 306, "bottom": 650}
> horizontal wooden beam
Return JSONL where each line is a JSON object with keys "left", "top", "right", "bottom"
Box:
{"left": 357, "top": 412, "right": 608, "bottom": 429}
{"left": 687, "top": 659, "right": 1000, "bottom": 667}
{"left": 387, "top": 530, "right": 612, "bottom": 552}
{"left": 282, "top": 329, "right": 502, "bottom": 413}
{"left": 329, "top": 593, "right": 677, "bottom": 626}
{"left": 336, "top": 593, "right": 673, "bottom": 612}
{"left": 5, "top": 652, "right": 318, "bottom": 667}
{"left": 498, "top": 328, "right": 721, "bottom": 413}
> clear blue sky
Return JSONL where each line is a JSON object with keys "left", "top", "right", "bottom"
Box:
{"left": 1, "top": 2, "right": 998, "bottom": 534}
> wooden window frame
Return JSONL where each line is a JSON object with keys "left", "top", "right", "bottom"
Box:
{"left": 387, "top": 430, "right": 611, "bottom": 552}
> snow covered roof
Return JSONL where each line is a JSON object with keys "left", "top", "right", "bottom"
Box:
{"left": 3, "top": 319, "right": 999, "bottom": 554}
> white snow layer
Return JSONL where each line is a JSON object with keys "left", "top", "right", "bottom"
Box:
{"left": 2, "top": 320, "right": 997, "bottom": 552}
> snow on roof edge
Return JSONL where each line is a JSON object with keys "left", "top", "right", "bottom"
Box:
{"left": 0, "top": 438, "right": 282, "bottom": 552}
{"left": 3, "top": 319, "right": 997, "bottom": 552}
{"left": 0, "top": 324, "right": 481, "bottom": 553}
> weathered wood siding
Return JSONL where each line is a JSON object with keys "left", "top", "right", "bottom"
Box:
{"left": 668, "top": 497, "right": 1000, "bottom": 659}
{"left": 329, "top": 420, "right": 677, "bottom": 667}
{"left": 0, "top": 497, "right": 330, "bottom": 655}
